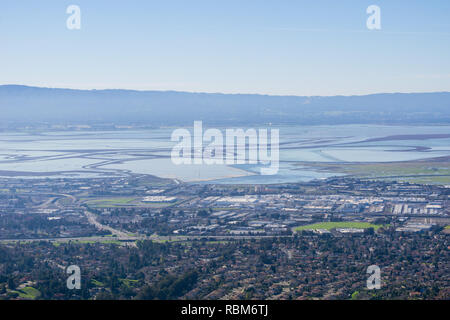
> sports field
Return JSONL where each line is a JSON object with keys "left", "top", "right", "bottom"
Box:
{"left": 294, "top": 222, "right": 384, "bottom": 232}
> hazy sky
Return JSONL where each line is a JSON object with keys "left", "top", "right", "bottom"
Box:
{"left": 1, "top": 0, "right": 449, "bottom": 96}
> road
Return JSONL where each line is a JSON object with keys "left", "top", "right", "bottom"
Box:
{"left": 0, "top": 234, "right": 293, "bottom": 244}
{"left": 84, "top": 210, "right": 132, "bottom": 238}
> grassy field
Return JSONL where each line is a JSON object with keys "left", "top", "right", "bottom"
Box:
{"left": 91, "top": 279, "right": 105, "bottom": 287}
{"left": 367, "top": 175, "right": 450, "bottom": 185}
{"left": 84, "top": 197, "right": 137, "bottom": 207}
{"left": 10, "top": 287, "right": 41, "bottom": 299}
{"left": 76, "top": 239, "right": 124, "bottom": 245}
{"left": 297, "top": 160, "right": 450, "bottom": 185}
{"left": 84, "top": 197, "right": 175, "bottom": 208}
{"left": 50, "top": 239, "right": 127, "bottom": 246}
{"left": 294, "top": 221, "right": 384, "bottom": 232}
{"left": 120, "top": 279, "right": 140, "bottom": 287}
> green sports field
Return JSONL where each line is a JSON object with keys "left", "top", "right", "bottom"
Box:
{"left": 294, "top": 222, "right": 384, "bottom": 232}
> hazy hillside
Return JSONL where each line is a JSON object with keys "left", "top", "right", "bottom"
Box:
{"left": 1, "top": 85, "right": 449, "bottom": 125}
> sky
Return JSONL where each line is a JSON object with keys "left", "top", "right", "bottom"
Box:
{"left": 0, "top": 0, "right": 449, "bottom": 96}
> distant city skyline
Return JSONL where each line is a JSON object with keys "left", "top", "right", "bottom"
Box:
{"left": 1, "top": 0, "right": 450, "bottom": 96}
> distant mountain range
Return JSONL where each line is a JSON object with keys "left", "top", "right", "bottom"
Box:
{"left": 1, "top": 85, "right": 449, "bottom": 126}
